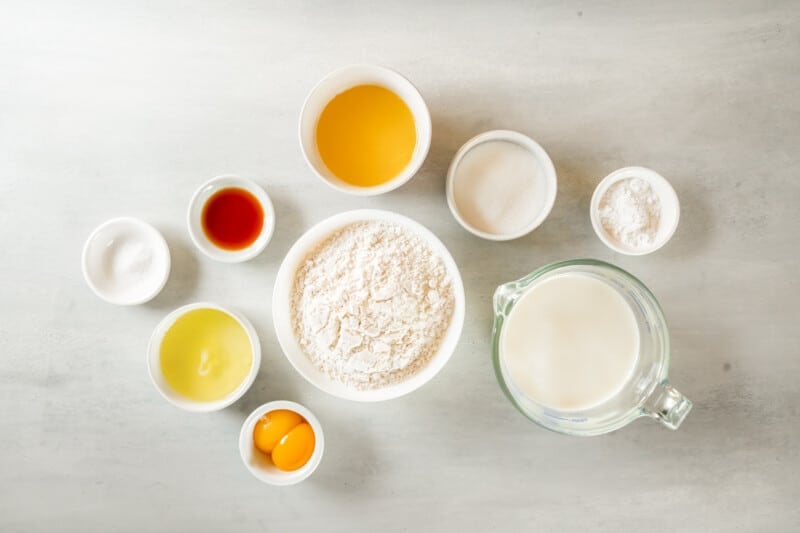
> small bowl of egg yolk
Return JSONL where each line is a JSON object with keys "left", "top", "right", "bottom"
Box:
{"left": 239, "top": 401, "right": 324, "bottom": 486}
{"left": 299, "top": 64, "right": 432, "bottom": 196}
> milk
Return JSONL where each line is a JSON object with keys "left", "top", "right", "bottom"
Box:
{"left": 500, "top": 273, "right": 639, "bottom": 411}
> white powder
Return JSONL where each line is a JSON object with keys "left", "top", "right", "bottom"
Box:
{"left": 452, "top": 140, "right": 547, "bottom": 236}
{"left": 102, "top": 239, "right": 155, "bottom": 293}
{"left": 598, "top": 178, "right": 661, "bottom": 249}
{"left": 291, "top": 221, "right": 455, "bottom": 390}
{"left": 110, "top": 241, "right": 153, "bottom": 279}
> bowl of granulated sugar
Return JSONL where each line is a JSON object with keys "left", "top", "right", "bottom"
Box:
{"left": 272, "top": 209, "right": 466, "bottom": 402}
{"left": 590, "top": 166, "right": 680, "bottom": 256}
{"left": 446, "top": 130, "right": 557, "bottom": 241}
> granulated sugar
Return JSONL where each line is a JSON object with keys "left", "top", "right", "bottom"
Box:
{"left": 599, "top": 178, "right": 661, "bottom": 250}
{"left": 451, "top": 139, "right": 544, "bottom": 237}
{"left": 291, "top": 221, "right": 455, "bottom": 390}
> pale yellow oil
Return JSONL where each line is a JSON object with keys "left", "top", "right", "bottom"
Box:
{"left": 315, "top": 84, "right": 416, "bottom": 187}
{"left": 160, "top": 308, "right": 252, "bottom": 402}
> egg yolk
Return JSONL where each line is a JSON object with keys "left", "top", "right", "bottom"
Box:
{"left": 252, "top": 410, "right": 315, "bottom": 471}
{"left": 253, "top": 409, "right": 303, "bottom": 454}
{"left": 271, "top": 422, "right": 316, "bottom": 472}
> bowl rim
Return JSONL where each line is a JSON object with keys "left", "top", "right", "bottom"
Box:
{"left": 298, "top": 64, "right": 432, "bottom": 197}
{"left": 589, "top": 166, "right": 681, "bottom": 256}
{"left": 146, "top": 302, "right": 261, "bottom": 412}
{"left": 272, "top": 209, "right": 466, "bottom": 402}
{"left": 445, "top": 129, "right": 558, "bottom": 241}
{"left": 186, "top": 175, "right": 276, "bottom": 263}
{"left": 238, "top": 400, "right": 325, "bottom": 486}
{"left": 81, "top": 216, "right": 171, "bottom": 305}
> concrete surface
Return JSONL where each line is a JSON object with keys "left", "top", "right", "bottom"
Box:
{"left": 1, "top": 1, "right": 798, "bottom": 531}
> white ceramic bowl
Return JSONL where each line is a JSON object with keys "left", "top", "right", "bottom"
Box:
{"left": 187, "top": 175, "right": 275, "bottom": 263}
{"left": 590, "top": 166, "right": 680, "bottom": 256}
{"left": 239, "top": 401, "right": 325, "bottom": 486}
{"left": 446, "top": 130, "right": 558, "bottom": 241}
{"left": 272, "top": 209, "right": 466, "bottom": 402}
{"left": 147, "top": 302, "right": 261, "bottom": 412}
{"left": 299, "top": 64, "right": 432, "bottom": 196}
{"left": 82, "top": 217, "right": 171, "bottom": 305}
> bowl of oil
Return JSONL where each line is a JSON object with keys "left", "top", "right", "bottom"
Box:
{"left": 147, "top": 303, "right": 261, "bottom": 412}
{"left": 299, "top": 64, "right": 432, "bottom": 196}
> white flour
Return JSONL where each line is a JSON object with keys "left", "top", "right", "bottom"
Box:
{"left": 599, "top": 178, "right": 661, "bottom": 249}
{"left": 291, "top": 221, "right": 455, "bottom": 389}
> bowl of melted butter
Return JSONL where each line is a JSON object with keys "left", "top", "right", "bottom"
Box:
{"left": 147, "top": 303, "right": 261, "bottom": 412}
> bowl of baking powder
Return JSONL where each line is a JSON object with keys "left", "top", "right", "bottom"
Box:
{"left": 272, "top": 209, "right": 466, "bottom": 402}
{"left": 590, "top": 166, "right": 680, "bottom": 256}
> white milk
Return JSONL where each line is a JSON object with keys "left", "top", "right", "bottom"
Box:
{"left": 500, "top": 273, "right": 639, "bottom": 411}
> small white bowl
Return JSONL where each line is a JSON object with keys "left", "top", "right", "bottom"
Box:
{"left": 299, "top": 64, "right": 432, "bottom": 196}
{"left": 187, "top": 175, "right": 275, "bottom": 263}
{"left": 590, "top": 166, "right": 680, "bottom": 256}
{"left": 239, "top": 401, "right": 325, "bottom": 486}
{"left": 82, "top": 217, "right": 171, "bottom": 305}
{"left": 147, "top": 302, "right": 261, "bottom": 412}
{"left": 272, "top": 209, "right": 466, "bottom": 402}
{"left": 446, "top": 130, "right": 558, "bottom": 241}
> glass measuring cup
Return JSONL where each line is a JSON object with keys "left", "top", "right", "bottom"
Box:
{"left": 492, "top": 259, "right": 692, "bottom": 436}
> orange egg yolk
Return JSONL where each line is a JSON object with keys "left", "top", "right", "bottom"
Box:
{"left": 271, "top": 422, "right": 315, "bottom": 471}
{"left": 252, "top": 410, "right": 315, "bottom": 471}
{"left": 253, "top": 410, "right": 303, "bottom": 454}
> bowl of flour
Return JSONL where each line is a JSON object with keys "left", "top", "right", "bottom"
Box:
{"left": 273, "top": 209, "right": 465, "bottom": 401}
{"left": 590, "top": 167, "right": 680, "bottom": 256}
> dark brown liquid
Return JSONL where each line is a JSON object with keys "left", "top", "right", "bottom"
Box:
{"left": 202, "top": 188, "right": 264, "bottom": 250}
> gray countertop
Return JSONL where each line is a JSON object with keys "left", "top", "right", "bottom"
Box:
{"left": 1, "top": 1, "right": 798, "bottom": 531}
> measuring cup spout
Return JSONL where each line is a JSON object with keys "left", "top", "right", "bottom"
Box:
{"left": 493, "top": 282, "right": 518, "bottom": 318}
{"left": 644, "top": 382, "right": 693, "bottom": 430}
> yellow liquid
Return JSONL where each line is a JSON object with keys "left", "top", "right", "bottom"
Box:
{"left": 159, "top": 308, "right": 252, "bottom": 402}
{"left": 315, "top": 84, "right": 416, "bottom": 187}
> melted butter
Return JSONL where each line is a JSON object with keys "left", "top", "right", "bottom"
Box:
{"left": 160, "top": 308, "right": 252, "bottom": 402}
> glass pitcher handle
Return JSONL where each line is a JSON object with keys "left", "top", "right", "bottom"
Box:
{"left": 644, "top": 382, "right": 693, "bottom": 430}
